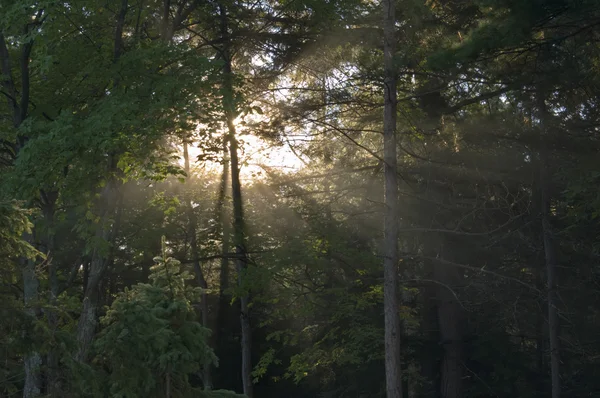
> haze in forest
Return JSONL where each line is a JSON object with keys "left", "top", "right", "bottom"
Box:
{"left": 1, "top": 1, "right": 599, "bottom": 398}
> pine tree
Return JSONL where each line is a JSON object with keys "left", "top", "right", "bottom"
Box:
{"left": 93, "top": 237, "right": 245, "bottom": 397}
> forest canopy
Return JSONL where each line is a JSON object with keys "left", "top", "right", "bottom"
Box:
{"left": 1, "top": 0, "right": 600, "bottom": 397}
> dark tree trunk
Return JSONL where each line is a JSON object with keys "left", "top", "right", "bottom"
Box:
{"left": 183, "top": 141, "right": 213, "bottom": 389}
{"left": 228, "top": 114, "right": 253, "bottom": 398}
{"left": 75, "top": 0, "right": 127, "bottom": 363}
{"left": 166, "top": 370, "right": 171, "bottom": 398}
{"left": 22, "top": 250, "right": 42, "bottom": 398}
{"left": 218, "top": 4, "right": 253, "bottom": 396}
{"left": 382, "top": 0, "right": 402, "bottom": 396}
{"left": 161, "top": 0, "right": 172, "bottom": 40}
{"left": 215, "top": 145, "right": 230, "bottom": 346}
{"left": 537, "top": 88, "right": 561, "bottom": 398}
{"left": 1, "top": 17, "right": 43, "bottom": 395}
{"left": 75, "top": 177, "right": 119, "bottom": 362}
{"left": 428, "top": 234, "right": 466, "bottom": 398}
{"left": 434, "top": 268, "right": 465, "bottom": 397}
{"left": 82, "top": 259, "right": 90, "bottom": 295}
{"left": 42, "top": 192, "right": 62, "bottom": 396}
{"left": 418, "top": 274, "right": 439, "bottom": 398}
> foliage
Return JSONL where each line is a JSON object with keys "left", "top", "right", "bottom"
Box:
{"left": 93, "top": 237, "right": 216, "bottom": 397}
{"left": 0, "top": 201, "right": 39, "bottom": 262}
{"left": 1, "top": 0, "right": 600, "bottom": 397}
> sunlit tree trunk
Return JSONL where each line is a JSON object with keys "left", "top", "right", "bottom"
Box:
{"left": 382, "top": 0, "right": 402, "bottom": 395}
{"left": 218, "top": 3, "right": 253, "bottom": 395}
{"left": 183, "top": 141, "right": 213, "bottom": 389}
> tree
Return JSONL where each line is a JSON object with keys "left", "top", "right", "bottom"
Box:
{"left": 2, "top": 0, "right": 600, "bottom": 397}
{"left": 94, "top": 236, "right": 245, "bottom": 398}
{"left": 217, "top": 3, "right": 254, "bottom": 394}
{"left": 183, "top": 140, "right": 213, "bottom": 389}
{"left": 0, "top": 201, "right": 42, "bottom": 396}
{"left": 382, "top": 0, "right": 402, "bottom": 396}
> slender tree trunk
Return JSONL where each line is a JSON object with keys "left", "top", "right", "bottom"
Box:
{"left": 382, "top": 0, "right": 402, "bottom": 395}
{"left": 42, "top": 191, "right": 61, "bottom": 396}
{"left": 434, "top": 239, "right": 465, "bottom": 398}
{"left": 230, "top": 125, "right": 253, "bottom": 398}
{"left": 214, "top": 147, "right": 232, "bottom": 388}
{"left": 228, "top": 95, "right": 254, "bottom": 398}
{"left": 218, "top": 4, "right": 253, "bottom": 396}
{"left": 533, "top": 245, "right": 547, "bottom": 395}
{"left": 183, "top": 141, "right": 213, "bottom": 389}
{"left": 22, "top": 249, "right": 42, "bottom": 398}
{"left": 537, "top": 88, "right": 561, "bottom": 398}
{"left": 1, "top": 21, "right": 43, "bottom": 396}
{"left": 418, "top": 265, "right": 438, "bottom": 398}
{"left": 537, "top": 304, "right": 546, "bottom": 395}
{"left": 215, "top": 144, "right": 230, "bottom": 348}
{"left": 166, "top": 370, "right": 171, "bottom": 398}
{"left": 82, "top": 259, "right": 90, "bottom": 294}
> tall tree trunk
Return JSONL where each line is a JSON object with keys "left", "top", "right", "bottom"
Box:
{"left": 215, "top": 143, "right": 230, "bottom": 348}
{"left": 75, "top": 176, "right": 119, "bottom": 362}
{"left": 536, "top": 302, "right": 546, "bottom": 395}
{"left": 1, "top": 18, "right": 43, "bottom": 395}
{"left": 183, "top": 141, "right": 213, "bottom": 389}
{"left": 418, "top": 267, "right": 439, "bottom": 398}
{"left": 75, "top": 0, "right": 127, "bottom": 363}
{"left": 21, "top": 249, "right": 42, "bottom": 398}
{"left": 229, "top": 114, "right": 253, "bottom": 398}
{"left": 41, "top": 191, "right": 61, "bottom": 396}
{"left": 537, "top": 88, "right": 561, "bottom": 398}
{"left": 434, "top": 238, "right": 465, "bottom": 398}
{"left": 382, "top": 0, "right": 402, "bottom": 395}
{"left": 227, "top": 85, "right": 254, "bottom": 398}
{"left": 218, "top": 4, "right": 252, "bottom": 395}
{"left": 213, "top": 146, "right": 234, "bottom": 389}
{"left": 166, "top": 370, "right": 171, "bottom": 398}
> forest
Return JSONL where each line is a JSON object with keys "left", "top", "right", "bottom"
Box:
{"left": 1, "top": 0, "right": 600, "bottom": 397}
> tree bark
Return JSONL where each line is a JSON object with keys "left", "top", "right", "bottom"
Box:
{"left": 418, "top": 268, "right": 439, "bottom": 398}
{"left": 434, "top": 238, "right": 465, "bottom": 398}
{"left": 75, "top": 0, "right": 127, "bottom": 363}
{"left": 22, "top": 250, "right": 42, "bottom": 398}
{"left": 218, "top": 3, "right": 253, "bottom": 395}
{"left": 1, "top": 20, "right": 43, "bottom": 396}
{"left": 75, "top": 176, "right": 119, "bottom": 362}
{"left": 382, "top": 0, "right": 402, "bottom": 395}
{"left": 183, "top": 141, "right": 213, "bottom": 389}
{"left": 227, "top": 85, "right": 254, "bottom": 398}
{"left": 166, "top": 370, "right": 171, "bottom": 398}
{"left": 537, "top": 88, "right": 561, "bottom": 398}
{"left": 41, "top": 191, "right": 61, "bottom": 396}
{"left": 215, "top": 143, "right": 230, "bottom": 347}
{"left": 161, "top": 0, "right": 172, "bottom": 41}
